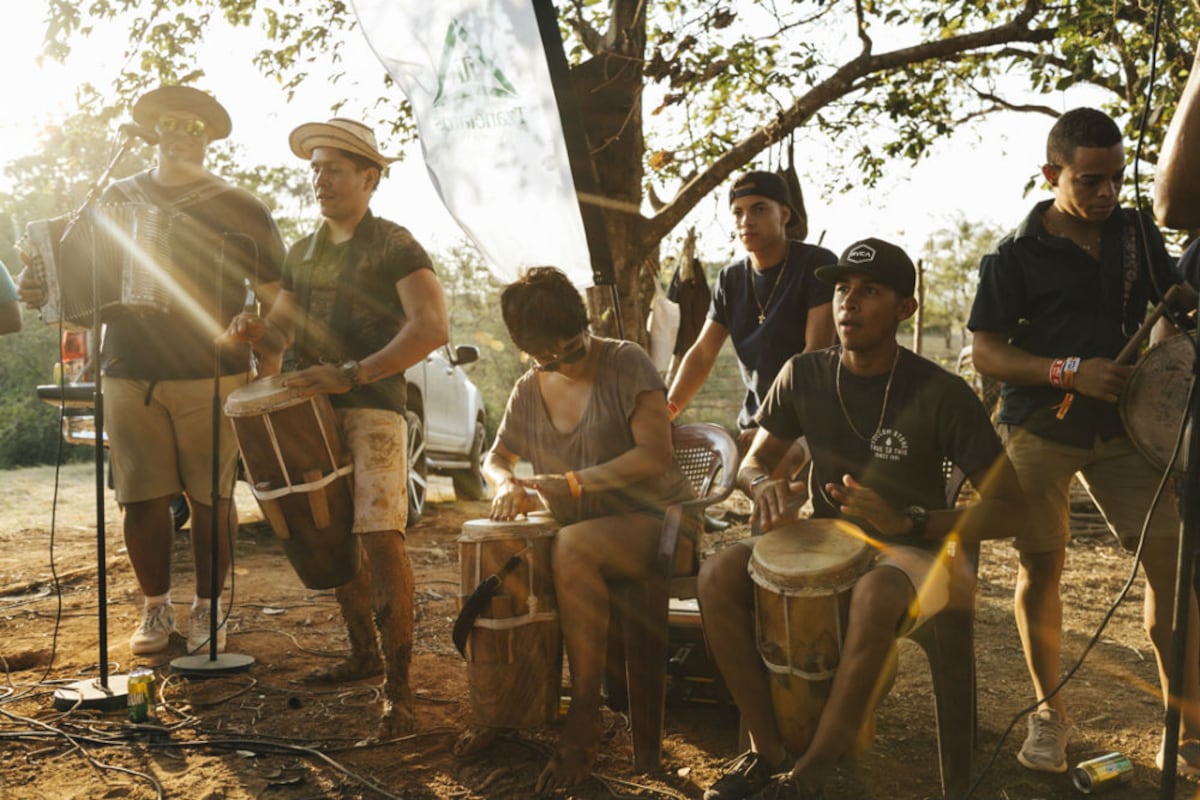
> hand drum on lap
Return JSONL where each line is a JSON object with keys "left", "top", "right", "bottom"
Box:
{"left": 748, "top": 518, "right": 874, "bottom": 756}
{"left": 457, "top": 515, "right": 561, "bottom": 729}
{"left": 224, "top": 374, "right": 359, "bottom": 589}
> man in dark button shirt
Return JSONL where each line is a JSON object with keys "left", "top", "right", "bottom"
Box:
{"left": 969, "top": 107, "right": 1198, "bottom": 775}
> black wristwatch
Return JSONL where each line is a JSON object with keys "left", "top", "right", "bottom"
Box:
{"left": 905, "top": 505, "right": 929, "bottom": 537}
{"left": 338, "top": 360, "right": 362, "bottom": 390}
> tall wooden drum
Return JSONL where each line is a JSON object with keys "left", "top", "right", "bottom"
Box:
{"left": 749, "top": 518, "right": 874, "bottom": 756}
{"left": 224, "top": 374, "right": 359, "bottom": 590}
{"left": 458, "top": 514, "right": 561, "bottom": 729}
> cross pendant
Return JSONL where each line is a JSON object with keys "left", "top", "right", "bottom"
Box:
{"left": 757, "top": 313, "right": 765, "bottom": 324}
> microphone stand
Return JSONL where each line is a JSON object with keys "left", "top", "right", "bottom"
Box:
{"left": 172, "top": 234, "right": 254, "bottom": 675}
{"left": 1159, "top": 336, "right": 1200, "bottom": 798}
{"left": 52, "top": 129, "right": 145, "bottom": 711}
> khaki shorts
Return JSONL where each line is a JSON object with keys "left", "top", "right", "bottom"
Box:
{"left": 1001, "top": 425, "right": 1180, "bottom": 553}
{"left": 104, "top": 374, "right": 247, "bottom": 504}
{"left": 338, "top": 408, "right": 408, "bottom": 534}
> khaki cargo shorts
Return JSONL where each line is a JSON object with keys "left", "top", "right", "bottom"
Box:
{"left": 104, "top": 374, "right": 247, "bottom": 504}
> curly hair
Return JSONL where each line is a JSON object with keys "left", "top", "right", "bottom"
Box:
{"left": 500, "top": 267, "right": 589, "bottom": 355}
{"left": 1046, "top": 108, "right": 1122, "bottom": 167}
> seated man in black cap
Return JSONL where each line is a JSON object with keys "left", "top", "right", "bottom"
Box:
{"left": 21, "top": 85, "right": 285, "bottom": 658}
{"left": 667, "top": 171, "right": 836, "bottom": 478}
{"left": 225, "top": 118, "right": 449, "bottom": 737}
{"left": 697, "top": 238, "right": 1023, "bottom": 800}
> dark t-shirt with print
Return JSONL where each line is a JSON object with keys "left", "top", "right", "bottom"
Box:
{"left": 281, "top": 211, "right": 433, "bottom": 412}
{"left": 709, "top": 240, "right": 836, "bottom": 428}
{"left": 756, "top": 347, "right": 1003, "bottom": 550}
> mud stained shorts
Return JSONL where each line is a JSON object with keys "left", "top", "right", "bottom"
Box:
{"left": 338, "top": 407, "right": 408, "bottom": 535}
{"left": 104, "top": 374, "right": 247, "bottom": 504}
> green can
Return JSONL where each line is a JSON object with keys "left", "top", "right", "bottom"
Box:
{"left": 1072, "top": 752, "right": 1133, "bottom": 793}
{"left": 127, "top": 668, "right": 156, "bottom": 723}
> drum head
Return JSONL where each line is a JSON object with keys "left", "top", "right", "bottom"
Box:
{"left": 224, "top": 374, "right": 309, "bottom": 417}
{"left": 1121, "top": 333, "right": 1195, "bottom": 473}
{"left": 749, "top": 518, "right": 872, "bottom": 591}
{"left": 459, "top": 513, "right": 559, "bottom": 542}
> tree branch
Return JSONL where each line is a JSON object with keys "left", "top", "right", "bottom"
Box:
{"left": 639, "top": 1, "right": 1054, "bottom": 254}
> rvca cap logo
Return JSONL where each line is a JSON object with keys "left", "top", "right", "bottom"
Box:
{"left": 845, "top": 244, "right": 876, "bottom": 264}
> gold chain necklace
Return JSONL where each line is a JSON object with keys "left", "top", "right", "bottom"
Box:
{"left": 749, "top": 261, "right": 786, "bottom": 325}
{"left": 836, "top": 348, "right": 900, "bottom": 442}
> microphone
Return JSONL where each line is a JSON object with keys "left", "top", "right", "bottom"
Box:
{"left": 119, "top": 123, "right": 159, "bottom": 146}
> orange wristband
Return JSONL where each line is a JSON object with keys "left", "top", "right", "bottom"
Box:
{"left": 565, "top": 471, "right": 583, "bottom": 497}
{"left": 667, "top": 401, "right": 680, "bottom": 420}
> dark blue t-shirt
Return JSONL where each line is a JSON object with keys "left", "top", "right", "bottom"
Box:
{"left": 1178, "top": 238, "right": 1200, "bottom": 289}
{"left": 709, "top": 240, "right": 835, "bottom": 428}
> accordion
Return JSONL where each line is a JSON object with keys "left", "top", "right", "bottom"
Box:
{"left": 21, "top": 203, "right": 183, "bottom": 328}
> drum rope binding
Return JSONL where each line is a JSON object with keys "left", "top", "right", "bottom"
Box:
{"left": 241, "top": 397, "right": 354, "bottom": 501}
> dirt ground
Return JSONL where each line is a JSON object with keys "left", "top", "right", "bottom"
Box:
{"left": 1, "top": 462, "right": 1197, "bottom": 800}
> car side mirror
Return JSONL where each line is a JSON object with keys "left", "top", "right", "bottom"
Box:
{"left": 453, "top": 344, "right": 480, "bottom": 366}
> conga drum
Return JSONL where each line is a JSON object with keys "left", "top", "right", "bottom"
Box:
{"left": 458, "top": 514, "right": 561, "bottom": 729}
{"left": 224, "top": 374, "right": 359, "bottom": 590}
{"left": 1121, "top": 332, "right": 1195, "bottom": 473}
{"left": 748, "top": 518, "right": 874, "bottom": 756}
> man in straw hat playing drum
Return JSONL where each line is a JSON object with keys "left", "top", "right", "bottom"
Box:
{"left": 20, "top": 85, "right": 286, "bottom": 659}
{"left": 225, "top": 118, "right": 449, "bottom": 737}
{"left": 697, "top": 238, "right": 1024, "bottom": 800}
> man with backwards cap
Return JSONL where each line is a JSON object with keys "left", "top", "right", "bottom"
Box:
{"left": 697, "top": 239, "right": 1023, "bottom": 800}
{"left": 226, "top": 118, "right": 449, "bottom": 737}
{"left": 20, "top": 85, "right": 286, "bottom": 658}
{"left": 666, "top": 171, "right": 836, "bottom": 473}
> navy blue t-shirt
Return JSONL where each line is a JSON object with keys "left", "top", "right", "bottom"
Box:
{"left": 709, "top": 240, "right": 835, "bottom": 428}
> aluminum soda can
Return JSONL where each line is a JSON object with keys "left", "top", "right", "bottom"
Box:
{"left": 1072, "top": 752, "right": 1133, "bottom": 793}
{"left": 127, "top": 667, "right": 156, "bottom": 723}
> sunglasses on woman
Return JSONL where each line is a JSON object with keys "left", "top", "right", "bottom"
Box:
{"left": 533, "top": 336, "right": 588, "bottom": 372}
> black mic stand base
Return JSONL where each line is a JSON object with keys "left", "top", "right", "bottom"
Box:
{"left": 170, "top": 652, "right": 254, "bottom": 677}
{"left": 52, "top": 674, "right": 130, "bottom": 711}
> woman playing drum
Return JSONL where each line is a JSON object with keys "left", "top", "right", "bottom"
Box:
{"left": 482, "top": 267, "right": 694, "bottom": 791}
{"left": 699, "top": 239, "right": 1026, "bottom": 800}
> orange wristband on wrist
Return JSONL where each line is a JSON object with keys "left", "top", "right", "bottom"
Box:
{"left": 565, "top": 471, "right": 583, "bottom": 497}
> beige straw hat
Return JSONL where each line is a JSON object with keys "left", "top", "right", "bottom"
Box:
{"left": 288, "top": 118, "right": 398, "bottom": 169}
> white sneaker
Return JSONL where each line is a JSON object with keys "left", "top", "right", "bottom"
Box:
{"left": 187, "top": 603, "right": 227, "bottom": 654}
{"left": 1017, "top": 708, "right": 1070, "bottom": 773}
{"left": 130, "top": 603, "right": 175, "bottom": 655}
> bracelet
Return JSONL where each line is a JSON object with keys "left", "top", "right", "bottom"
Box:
{"left": 1062, "top": 356, "right": 1080, "bottom": 390}
{"left": 1048, "top": 358, "right": 1066, "bottom": 389}
{"left": 666, "top": 400, "right": 680, "bottom": 421}
{"left": 565, "top": 471, "right": 583, "bottom": 497}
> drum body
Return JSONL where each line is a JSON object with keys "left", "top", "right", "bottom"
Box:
{"left": 23, "top": 204, "right": 179, "bottom": 328}
{"left": 224, "top": 375, "right": 359, "bottom": 590}
{"left": 458, "top": 515, "right": 561, "bottom": 729}
{"left": 749, "top": 518, "right": 874, "bottom": 756}
{"left": 1121, "top": 333, "right": 1195, "bottom": 473}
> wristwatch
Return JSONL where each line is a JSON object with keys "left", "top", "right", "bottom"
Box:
{"left": 338, "top": 360, "right": 362, "bottom": 390}
{"left": 905, "top": 505, "right": 930, "bottom": 537}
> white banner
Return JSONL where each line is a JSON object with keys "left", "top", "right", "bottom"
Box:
{"left": 351, "top": 0, "right": 595, "bottom": 288}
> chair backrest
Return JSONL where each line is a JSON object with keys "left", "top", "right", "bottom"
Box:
{"left": 671, "top": 423, "right": 739, "bottom": 509}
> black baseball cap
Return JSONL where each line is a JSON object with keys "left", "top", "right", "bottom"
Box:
{"left": 815, "top": 238, "right": 916, "bottom": 298}
{"left": 729, "top": 171, "right": 800, "bottom": 223}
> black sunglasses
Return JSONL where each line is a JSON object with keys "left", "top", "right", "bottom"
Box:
{"left": 533, "top": 340, "right": 588, "bottom": 372}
